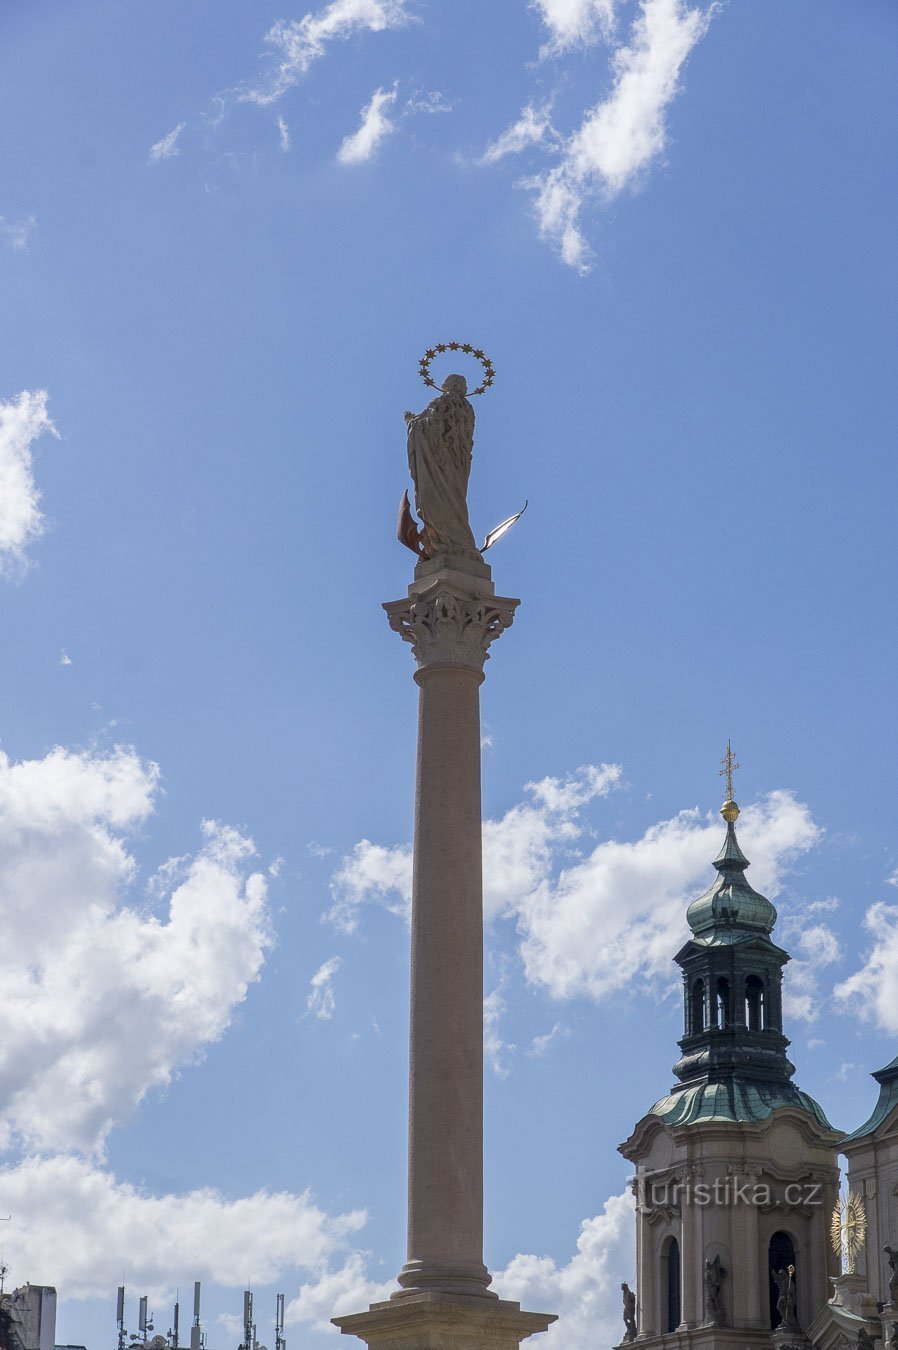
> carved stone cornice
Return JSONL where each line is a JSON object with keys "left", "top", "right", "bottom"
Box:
{"left": 384, "top": 585, "right": 519, "bottom": 673}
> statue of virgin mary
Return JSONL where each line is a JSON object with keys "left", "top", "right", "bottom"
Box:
{"left": 403, "top": 374, "right": 480, "bottom": 560}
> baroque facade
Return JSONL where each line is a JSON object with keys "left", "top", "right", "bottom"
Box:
{"left": 617, "top": 792, "right": 898, "bottom": 1350}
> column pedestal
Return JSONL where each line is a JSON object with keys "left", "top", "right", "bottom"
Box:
{"left": 333, "top": 1293, "right": 556, "bottom": 1348}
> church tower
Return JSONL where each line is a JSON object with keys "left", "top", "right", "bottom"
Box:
{"left": 619, "top": 755, "right": 842, "bottom": 1350}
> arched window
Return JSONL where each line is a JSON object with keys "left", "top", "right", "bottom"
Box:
{"left": 745, "top": 975, "right": 765, "bottom": 1031}
{"left": 690, "top": 979, "right": 705, "bottom": 1034}
{"left": 715, "top": 977, "right": 730, "bottom": 1028}
{"left": 662, "top": 1237, "right": 681, "bottom": 1333}
{"left": 769, "top": 1231, "right": 796, "bottom": 1328}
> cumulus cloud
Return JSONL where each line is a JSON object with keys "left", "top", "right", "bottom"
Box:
{"left": 533, "top": 0, "right": 617, "bottom": 54}
{"left": 529, "top": 0, "right": 715, "bottom": 269}
{"left": 835, "top": 903, "right": 898, "bottom": 1033}
{"left": 0, "top": 1155, "right": 366, "bottom": 1300}
{"left": 781, "top": 920, "right": 841, "bottom": 1022}
{"left": 516, "top": 789, "right": 819, "bottom": 1002}
{"left": 337, "top": 83, "right": 399, "bottom": 164}
{"left": 287, "top": 1252, "right": 393, "bottom": 1331}
{"left": 326, "top": 838, "right": 412, "bottom": 933}
{"left": 328, "top": 769, "right": 821, "bottom": 1007}
{"left": 0, "top": 743, "right": 272, "bottom": 1154}
{"left": 0, "top": 216, "right": 36, "bottom": 252}
{"left": 0, "top": 389, "right": 57, "bottom": 576}
{"left": 148, "top": 123, "right": 186, "bottom": 163}
{"left": 242, "top": 0, "right": 411, "bottom": 107}
{"left": 480, "top": 103, "right": 558, "bottom": 165}
{"left": 307, "top": 956, "right": 343, "bottom": 1019}
{"left": 495, "top": 1190, "right": 635, "bottom": 1348}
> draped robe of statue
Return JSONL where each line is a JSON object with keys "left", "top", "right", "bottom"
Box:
{"left": 405, "top": 374, "right": 480, "bottom": 560}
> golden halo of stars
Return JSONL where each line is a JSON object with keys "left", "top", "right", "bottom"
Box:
{"left": 418, "top": 342, "right": 496, "bottom": 397}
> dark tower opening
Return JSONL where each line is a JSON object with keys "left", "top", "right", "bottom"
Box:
{"left": 745, "top": 974, "right": 765, "bottom": 1031}
{"left": 715, "top": 976, "right": 730, "bottom": 1028}
{"left": 663, "top": 1237, "right": 681, "bottom": 1333}
{"left": 690, "top": 979, "right": 705, "bottom": 1034}
{"left": 768, "top": 1231, "right": 796, "bottom": 1328}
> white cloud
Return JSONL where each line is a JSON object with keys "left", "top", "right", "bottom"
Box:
{"left": 242, "top": 1, "right": 412, "bottom": 107}
{"left": 0, "top": 743, "right": 272, "bottom": 1155}
{"left": 484, "top": 982, "right": 515, "bottom": 1079}
{"left": 529, "top": 1023, "right": 569, "bottom": 1057}
{"left": 307, "top": 956, "right": 343, "bottom": 1019}
{"left": 404, "top": 89, "right": 452, "bottom": 116}
{"left": 835, "top": 902, "right": 898, "bottom": 1033}
{"left": 532, "top": 0, "right": 616, "bottom": 54}
{"left": 530, "top": 0, "right": 715, "bottom": 269}
{"left": 0, "top": 389, "right": 57, "bottom": 577}
{"left": 148, "top": 123, "right": 186, "bottom": 163}
{"left": 326, "top": 838, "right": 412, "bottom": 933}
{"left": 494, "top": 1189, "right": 635, "bottom": 1348}
{"left": 277, "top": 115, "right": 291, "bottom": 151}
{"left": 480, "top": 103, "right": 557, "bottom": 166}
{"left": 781, "top": 922, "right": 841, "bottom": 1022}
{"left": 286, "top": 1252, "right": 393, "bottom": 1331}
{"left": 0, "top": 1155, "right": 366, "bottom": 1300}
{"left": 59, "top": 649, "right": 72, "bottom": 666}
{"left": 517, "top": 790, "right": 819, "bottom": 1002}
{"left": 328, "top": 769, "right": 820, "bottom": 1008}
{"left": 0, "top": 216, "right": 36, "bottom": 252}
{"left": 337, "top": 83, "right": 399, "bottom": 165}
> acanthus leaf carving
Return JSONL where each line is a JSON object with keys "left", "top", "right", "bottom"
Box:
{"left": 385, "top": 588, "right": 518, "bottom": 672}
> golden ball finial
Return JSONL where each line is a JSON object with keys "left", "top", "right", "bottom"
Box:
{"left": 721, "top": 799, "right": 740, "bottom": 824}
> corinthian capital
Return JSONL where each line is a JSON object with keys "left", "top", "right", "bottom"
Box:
{"left": 384, "top": 587, "right": 519, "bottom": 673}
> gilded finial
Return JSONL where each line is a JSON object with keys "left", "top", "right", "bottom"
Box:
{"left": 719, "top": 740, "right": 741, "bottom": 822}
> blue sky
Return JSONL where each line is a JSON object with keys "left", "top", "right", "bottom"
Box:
{"left": 1, "top": 1, "right": 897, "bottom": 1346}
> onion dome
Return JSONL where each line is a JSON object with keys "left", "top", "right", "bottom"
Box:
{"left": 685, "top": 797, "right": 778, "bottom": 937}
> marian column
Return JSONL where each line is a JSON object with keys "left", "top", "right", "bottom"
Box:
{"left": 334, "top": 348, "right": 555, "bottom": 1348}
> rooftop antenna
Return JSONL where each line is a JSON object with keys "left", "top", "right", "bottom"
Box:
{"left": 242, "top": 1290, "right": 254, "bottom": 1350}
{"left": 116, "top": 1285, "right": 128, "bottom": 1350}
{"left": 189, "top": 1283, "right": 203, "bottom": 1350}
{"left": 274, "top": 1294, "right": 285, "bottom": 1350}
{"left": 169, "top": 1295, "right": 180, "bottom": 1350}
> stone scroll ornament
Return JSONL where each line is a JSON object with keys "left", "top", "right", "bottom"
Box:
{"left": 397, "top": 343, "right": 527, "bottom": 562}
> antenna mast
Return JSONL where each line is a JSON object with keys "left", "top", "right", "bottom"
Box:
{"left": 189, "top": 1283, "right": 203, "bottom": 1350}
{"left": 275, "top": 1294, "right": 285, "bottom": 1350}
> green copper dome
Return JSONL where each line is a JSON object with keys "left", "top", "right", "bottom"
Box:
{"left": 685, "top": 814, "right": 777, "bottom": 936}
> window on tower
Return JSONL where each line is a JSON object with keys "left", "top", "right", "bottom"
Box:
{"left": 745, "top": 975, "right": 765, "bottom": 1031}
{"left": 662, "top": 1237, "right": 681, "bottom": 1334}
{"left": 690, "top": 979, "right": 705, "bottom": 1034}
{"left": 715, "top": 977, "right": 730, "bottom": 1028}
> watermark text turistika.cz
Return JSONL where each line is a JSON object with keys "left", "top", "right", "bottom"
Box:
{"left": 642, "top": 1177, "right": 823, "bottom": 1208}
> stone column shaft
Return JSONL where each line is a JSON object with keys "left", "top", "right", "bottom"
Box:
{"left": 404, "top": 661, "right": 486, "bottom": 1290}
{"left": 384, "top": 563, "right": 518, "bottom": 1299}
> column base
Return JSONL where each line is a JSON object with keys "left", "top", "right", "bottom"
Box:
{"left": 332, "top": 1291, "right": 557, "bottom": 1348}
{"left": 395, "top": 1259, "right": 497, "bottom": 1300}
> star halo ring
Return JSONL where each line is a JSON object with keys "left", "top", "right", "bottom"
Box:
{"left": 418, "top": 342, "right": 495, "bottom": 397}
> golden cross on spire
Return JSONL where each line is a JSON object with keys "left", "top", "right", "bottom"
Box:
{"left": 719, "top": 740, "right": 740, "bottom": 804}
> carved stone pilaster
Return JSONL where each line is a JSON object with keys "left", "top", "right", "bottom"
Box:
{"left": 384, "top": 585, "right": 519, "bottom": 674}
